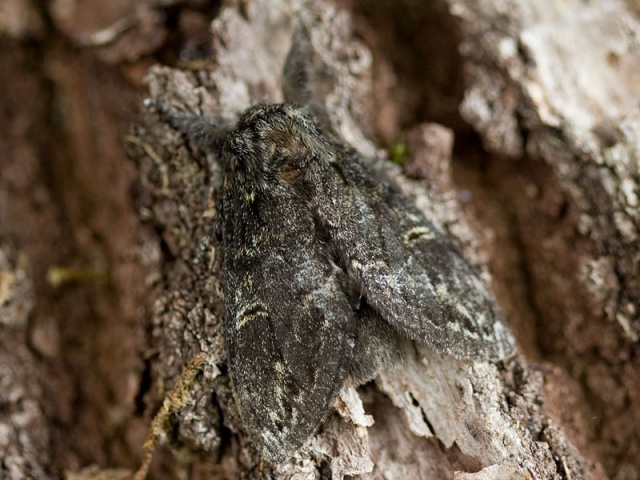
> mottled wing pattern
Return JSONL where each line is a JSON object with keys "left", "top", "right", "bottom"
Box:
{"left": 157, "top": 100, "right": 515, "bottom": 464}
{"left": 311, "top": 146, "right": 514, "bottom": 360}
{"left": 221, "top": 164, "right": 356, "bottom": 462}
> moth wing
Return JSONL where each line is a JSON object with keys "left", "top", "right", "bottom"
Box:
{"left": 318, "top": 151, "right": 514, "bottom": 360}
{"left": 222, "top": 183, "right": 355, "bottom": 462}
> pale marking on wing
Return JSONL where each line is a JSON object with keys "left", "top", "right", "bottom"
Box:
{"left": 244, "top": 190, "right": 256, "bottom": 202}
{"left": 352, "top": 259, "right": 389, "bottom": 277}
{"left": 436, "top": 282, "right": 473, "bottom": 321}
{"left": 236, "top": 303, "right": 269, "bottom": 329}
{"left": 448, "top": 321, "right": 462, "bottom": 332}
{"left": 403, "top": 226, "right": 436, "bottom": 245}
{"left": 299, "top": 277, "right": 344, "bottom": 327}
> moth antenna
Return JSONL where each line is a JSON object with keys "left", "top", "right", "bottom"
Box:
{"left": 283, "top": 24, "right": 315, "bottom": 105}
{"left": 282, "top": 24, "right": 333, "bottom": 133}
{"left": 144, "top": 98, "right": 232, "bottom": 151}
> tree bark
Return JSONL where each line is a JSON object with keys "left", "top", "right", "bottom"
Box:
{"left": 1, "top": 0, "right": 638, "bottom": 479}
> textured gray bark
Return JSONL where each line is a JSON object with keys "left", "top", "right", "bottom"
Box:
{"left": 1, "top": 0, "right": 638, "bottom": 479}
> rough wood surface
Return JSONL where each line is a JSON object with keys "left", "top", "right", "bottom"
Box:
{"left": 0, "top": 0, "right": 638, "bottom": 479}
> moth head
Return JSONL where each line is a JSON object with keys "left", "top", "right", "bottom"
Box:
{"left": 224, "top": 104, "right": 334, "bottom": 188}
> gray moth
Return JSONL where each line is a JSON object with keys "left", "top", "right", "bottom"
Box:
{"left": 150, "top": 99, "right": 515, "bottom": 463}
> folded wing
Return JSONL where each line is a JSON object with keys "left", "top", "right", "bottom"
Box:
{"left": 310, "top": 148, "right": 514, "bottom": 360}
{"left": 222, "top": 179, "right": 356, "bottom": 462}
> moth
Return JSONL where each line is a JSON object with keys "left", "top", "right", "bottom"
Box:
{"left": 152, "top": 100, "right": 515, "bottom": 463}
